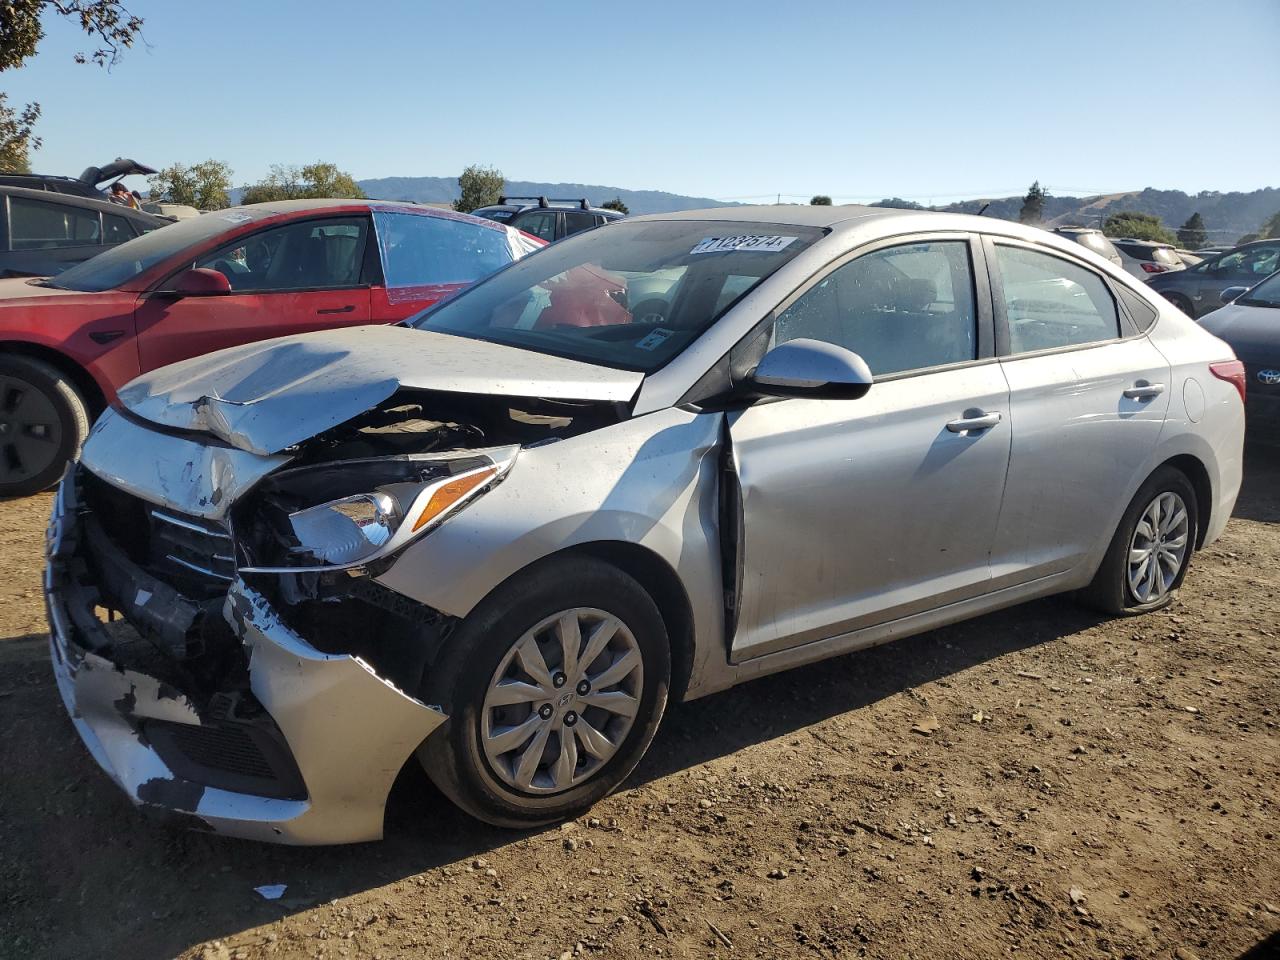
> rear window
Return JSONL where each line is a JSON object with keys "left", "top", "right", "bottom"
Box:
{"left": 1115, "top": 241, "right": 1178, "bottom": 265}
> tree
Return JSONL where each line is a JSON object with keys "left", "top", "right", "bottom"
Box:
{"left": 1237, "top": 233, "right": 1260, "bottom": 246}
{"left": 1, "top": 1, "right": 144, "bottom": 71}
{"left": 810, "top": 195, "right": 832, "bottom": 206}
{"left": 0, "top": 93, "right": 40, "bottom": 172}
{"left": 1176, "top": 212, "right": 1207, "bottom": 250}
{"left": 148, "top": 160, "right": 233, "bottom": 210}
{"left": 1019, "top": 181, "right": 1048, "bottom": 224}
{"left": 1, "top": 1, "right": 144, "bottom": 174}
{"left": 453, "top": 164, "right": 504, "bottom": 213}
{"left": 1102, "top": 210, "right": 1177, "bottom": 245}
{"left": 240, "top": 162, "right": 365, "bottom": 205}
{"left": 601, "top": 197, "right": 629, "bottom": 215}
{"left": 1261, "top": 211, "right": 1280, "bottom": 240}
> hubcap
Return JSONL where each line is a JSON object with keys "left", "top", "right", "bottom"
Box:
{"left": 1127, "top": 491, "right": 1190, "bottom": 603}
{"left": 481, "top": 607, "right": 643, "bottom": 795}
{"left": 0, "top": 375, "right": 62, "bottom": 483}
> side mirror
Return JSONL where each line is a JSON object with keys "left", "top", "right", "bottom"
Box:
{"left": 747, "top": 338, "right": 873, "bottom": 400}
{"left": 171, "top": 267, "right": 231, "bottom": 296}
{"left": 1220, "top": 286, "right": 1249, "bottom": 304}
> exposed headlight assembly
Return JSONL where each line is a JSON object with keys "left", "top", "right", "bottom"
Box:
{"left": 238, "top": 445, "right": 518, "bottom": 573}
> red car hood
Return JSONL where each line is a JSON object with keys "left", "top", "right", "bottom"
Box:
{"left": 0, "top": 277, "right": 98, "bottom": 304}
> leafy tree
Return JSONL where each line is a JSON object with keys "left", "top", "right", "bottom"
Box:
{"left": 872, "top": 197, "right": 926, "bottom": 210}
{"left": 1237, "top": 233, "right": 1260, "bottom": 246}
{"left": 453, "top": 164, "right": 504, "bottom": 213}
{"left": 0, "top": 93, "right": 40, "bottom": 172}
{"left": 1176, "top": 212, "right": 1207, "bottom": 249}
{"left": 1102, "top": 210, "right": 1177, "bottom": 245}
{"left": 148, "top": 160, "right": 233, "bottom": 210}
{"left": 240, "top": 162, "right": 365, "bottom": 205}
{"left": 0, "top": 0, "right": 144, "bottom": 71}
{"left": 1019, "top": 181, "right": 1048, "bottom": 223}
{"left": 601, "top": 197, "right": 629, "bottom": 214}
{"left": 1261, "top": 211, "right": 1280, "bottom": 240}
{"left": 1, "top": 1, "right": 144, "bottom": 173}
{"left": 810, "top": 195, "right": 832, "bottom": 206}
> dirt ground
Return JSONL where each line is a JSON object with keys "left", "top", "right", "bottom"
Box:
{"left": 1, "top": 449, "right": 1278, "bottom": 960}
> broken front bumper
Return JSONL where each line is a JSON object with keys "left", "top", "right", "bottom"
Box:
{"left": 45, "top": 471, "right": 447, "bottom": 845}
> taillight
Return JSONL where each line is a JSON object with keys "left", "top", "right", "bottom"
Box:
{"left": 1141, "top": 262, "right": 1167, "bottom": 274}
{"left": 1209, "top": 360, "right": 1246, "bottom": 405}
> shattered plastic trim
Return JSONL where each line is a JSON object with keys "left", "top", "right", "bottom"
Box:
{"left": 46, "top": 478, "right": 448, "bottom": 845}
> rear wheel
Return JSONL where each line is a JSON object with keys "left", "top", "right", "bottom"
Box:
{"left": 1079, "top": 466, "right": 1197, "bottom": 615}
{"left": 418, "top": 556, "right": 670, "bottom": 827}
{"left": 0, "top": 355, "right": 89, "bottom": 498}
{"left": 1163, "top": 292, "right": 1194, "bottom": 317}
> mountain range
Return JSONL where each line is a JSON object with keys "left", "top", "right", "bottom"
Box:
{"left": 249, "top": 172, "right": 1277, "bottom": 243}
{"left": 354, "top": 176, "right": 736, "bottom": 216}
{"left": 874, "top": 187, "right": 1280, "bottom": 244}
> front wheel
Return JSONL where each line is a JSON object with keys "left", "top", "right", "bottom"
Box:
{"left": 0, "top": 355, "right": 90, "bottom": 498}
{"left": 418, "top": 557, "right": 670, "bottom": 827}
{"left": 1079, "top": 466, "right": 1197, "bottom": 615}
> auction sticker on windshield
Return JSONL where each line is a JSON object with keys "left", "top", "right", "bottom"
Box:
{"left": 691, "top": 235, "right": 798, "bottom": 255}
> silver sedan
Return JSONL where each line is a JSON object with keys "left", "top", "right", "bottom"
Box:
{"left": 46, "top": 206, "right": 1246, "bottom": 843}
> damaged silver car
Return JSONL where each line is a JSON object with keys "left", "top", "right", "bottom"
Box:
{"left": 46, "top": 206, "right": 1245, "bottom": 843}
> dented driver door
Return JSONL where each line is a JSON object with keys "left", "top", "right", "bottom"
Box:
{"left": 724, "top": 235, "right": 1011, "bottom": 662}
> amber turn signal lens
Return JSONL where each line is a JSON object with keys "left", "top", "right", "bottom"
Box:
{"left": 411, "top": 467, "right": 497, "bottom": 532}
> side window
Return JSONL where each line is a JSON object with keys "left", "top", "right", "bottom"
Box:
{"left": 994, "top": 245, "right": 1119, "bottom": 354}
{"left": 103, "top": 213, "right": 136, "bottom": 245}
{"left": 9, "top": 197, "right": 101, "bottom": 249}
{"left": 195, "top": 217, "right": 368, "bottom": 292}
{"left": 774, "top": 239, "right": 977, "bottom": 377}
{"left": 373, "top": 211, "right": 515, "bottom": 295}
{"left": 564, "top": 211, "right": 596, "bottom": 236}
{"left": 514, "top": 211, "right": 557, "bottom": 241}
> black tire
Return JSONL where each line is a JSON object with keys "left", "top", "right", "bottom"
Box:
{"left": 0, "top": 355, "right": 90, "bottom": 498}
{"left": 1078, "top": 466, "right": 1198, "bottom": 616}
{"left": 1163, "top": 293, "right": 1194, "bottom": 318}
{"left": 418, "top": 555, "right": 670, "bottom": 828}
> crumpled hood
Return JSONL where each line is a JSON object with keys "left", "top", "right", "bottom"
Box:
{"left": 1199, "top": 302, "right": 1280, "bottom": 365}
{"left": 118, "top": 325, "right": 643, "bottom": 455}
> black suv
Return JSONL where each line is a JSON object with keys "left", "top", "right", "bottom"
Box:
{"left": 0, "top": 158, "right": 156, "bottom": 201}
{"left": 470, "top": 196, "right": 623, "bottom": 241}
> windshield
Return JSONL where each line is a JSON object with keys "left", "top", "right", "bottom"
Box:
{"left": 43, "top": 212, "right": 253, "bottom": 292}
{"left": 411, "top": 219, "right": 823, "bottom": 371}
{"left": 1239, "top": 271, "right": 1280, "bottom": 309}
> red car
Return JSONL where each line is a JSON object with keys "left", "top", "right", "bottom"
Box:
{"left": 0, "top": 199, "right": 543, "bottom": 495}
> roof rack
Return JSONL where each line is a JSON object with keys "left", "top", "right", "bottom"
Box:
{"left": 499, "top": 195, "right": 592, "bottom": 210}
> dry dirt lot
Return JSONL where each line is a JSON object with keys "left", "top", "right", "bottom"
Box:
{"left": 1, "top": 449, "right": 1278, "bottom": 960}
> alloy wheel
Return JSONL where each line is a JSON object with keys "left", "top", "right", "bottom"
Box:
{"left": 480, "top": 607, "right": 643, "bottom": 795}
{"left": 1127, "top": 491, "right": 1190, "bottom": 604}
{"left": 0, "top": 374, "right": 63, "bottom": 484}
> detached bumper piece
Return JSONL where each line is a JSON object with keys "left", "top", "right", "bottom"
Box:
{"left": 46, "top": 466, "right": 447, "bottom": 845}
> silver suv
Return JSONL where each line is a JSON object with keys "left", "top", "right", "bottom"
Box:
{"left": 1052, "top": 226, "right": 1123, "bottom": 268}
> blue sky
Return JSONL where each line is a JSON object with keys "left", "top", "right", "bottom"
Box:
{"left": 7, "top": 0, "right": 1279, "bottom": 203}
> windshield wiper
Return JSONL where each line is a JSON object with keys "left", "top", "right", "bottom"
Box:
{"left": 25, "top": 278, "right": 58, "bottom": 289}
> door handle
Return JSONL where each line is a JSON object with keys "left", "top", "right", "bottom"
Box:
{"left": 317, "top": 305, "right": 356, "bottom": 315}
{"left": 1122, "top": 382, "right": 1165, "bottom": 400}
{"left": 946, "top": 411, "right": 1002, "bottom": 433}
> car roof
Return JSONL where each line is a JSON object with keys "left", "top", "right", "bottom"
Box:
{"left": 0, "top": 183, "right": 167, "bottom": 223}
{"left": 229, "top": 198, "right": 511, "bottom": 231}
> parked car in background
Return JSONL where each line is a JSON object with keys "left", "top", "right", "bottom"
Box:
{"left": 470, "top": 196, "right": 624, "bottom": 242}
{"left": 0, "top": 158, "right": 156, "bottom": 201}
{"left": 0, "top": 199, "right": 543, "bottom": 495}
{"left": 1200, "top": 270, "right": 1280, "bottom": 444}
{"left": 0, "top": 184, "right": 167, "bottom": 278}
{"left": 1174, "top": 249, "right": 1204, "bottom": 267}
{"left": 1052, "top": 226, "right": 1123, "bottom": 268}
{"left": 142, "top": 201, "right": 201, "bottom": 220}
{"left": 45, "top": 205, "right": 1244, "bottom": 843}
{"left": 1111, "top": 238, "right": 1185, "bottom": 279}
{"left": 1149, "top": 238, "right": 1280, "bottom": 318}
